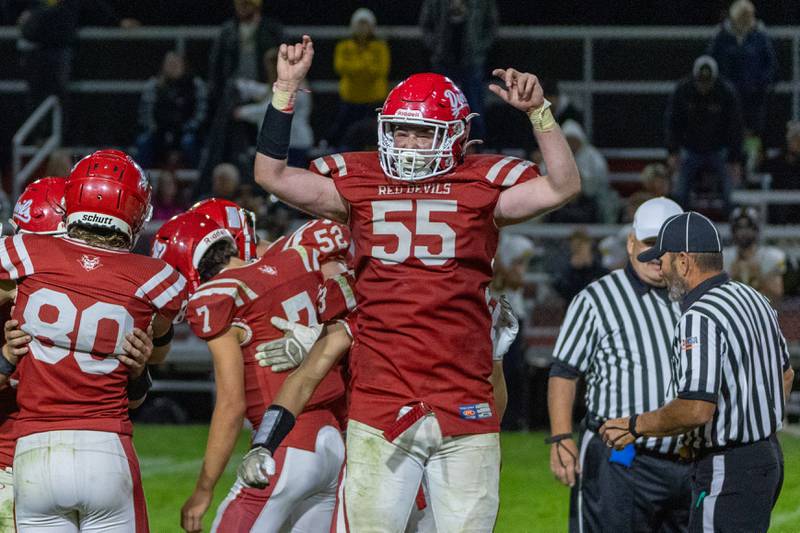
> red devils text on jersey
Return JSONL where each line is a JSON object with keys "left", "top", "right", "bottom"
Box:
{"left": 0, "top": 234, "right": 188, "bottom": 438}
{"left": 186, "top": 245, "right": 346, "bottom": 451}
{"left": 309, "top": 151, "right": 539, "bottom": 436}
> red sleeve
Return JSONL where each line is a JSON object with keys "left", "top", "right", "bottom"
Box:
{"left": 481, "top": 156, "right": 540, "bottom": 189}
{"left": 317, "top": 271, "right": 357, "bottom": 323}
{"left": 0, "top": 235, "right": 36, "bottom": 281}
{"left": 287, "top": 220, "right": 352, "bottom": 264}
{"left": 186, "top": 279, "right": 256, "bottom": 340}
{"left": 137, "top": 262, "right": 189, "bottom": 323}
{"left": 308, "top": 153, "right": 359, "bottom": 204}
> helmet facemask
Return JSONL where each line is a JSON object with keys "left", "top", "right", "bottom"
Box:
{"left": 377, "top": 116, "right": 470, "bottom": 182}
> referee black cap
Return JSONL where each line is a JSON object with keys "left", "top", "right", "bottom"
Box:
{"left": 637, "top": 211, "right": 722, "bottom": 262}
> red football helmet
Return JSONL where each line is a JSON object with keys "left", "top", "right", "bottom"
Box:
{"left": 64, "top": 149, "right": 152, "bottom": 247}
{"left": 189, "top": 198, "right": 258, "bottom": 261}
{"left": 10, "top": 176, "right": 67, "bottom": 234}
{"left": 151, "top": 211, "right": 236, "bottom": 293}
{"left": 378, "top": 73, "right": 477, "bottom": 181}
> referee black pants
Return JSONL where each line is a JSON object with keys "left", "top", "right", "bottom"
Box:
{"left": 569, "top": 430, "right": 691, "bottom": 533}
{"left": 688, "top": 436, "right": 783, "bottom": 533}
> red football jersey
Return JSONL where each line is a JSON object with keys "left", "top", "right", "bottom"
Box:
{"left": 267, "top": 218, "right": 352, "bottom": 266}
{"left": 0, "top": 234, "right": 188, "bottom": 438}
{"left": 186, "top": 245, "right": 346, "bottom": 451}
{"left": 317, "top": 271, "right": 357, "bottom": 323}
{"left": 310, "top": 151, "right": 539, "bottom": 436}
{"left": 0, "top": 301, "right": 16, "bottom": 468}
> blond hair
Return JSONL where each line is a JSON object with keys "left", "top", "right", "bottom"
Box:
{"left": 68, "top": 225, "right": 130, "bottom": 250}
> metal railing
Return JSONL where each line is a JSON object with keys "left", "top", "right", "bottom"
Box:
{"left": 12, "top": 95, "right": 62, "bottom": 200}
{"left": 1, "top": 24, "right": 799, "bottom": 139}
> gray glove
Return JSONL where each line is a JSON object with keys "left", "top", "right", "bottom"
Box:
{"left": 237, "top": 447, "right": 276, "bottom": 489}
{"left": 254, "top": 317, "right": 323, "bottom": 372}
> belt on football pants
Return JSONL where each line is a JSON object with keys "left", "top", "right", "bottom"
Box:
{"left": 383, "top": 401, "right": 433, "bottom": 442}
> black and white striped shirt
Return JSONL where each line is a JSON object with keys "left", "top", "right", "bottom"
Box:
{"left": 551, "top": 264, "right": 682, "bottom": 453}
{"left": 671, "top": 273, "right": 790, "bottom": 450}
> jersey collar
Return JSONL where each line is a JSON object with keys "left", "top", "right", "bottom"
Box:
{"left": 680, "top": 272, "right": 730, "bottom": 312}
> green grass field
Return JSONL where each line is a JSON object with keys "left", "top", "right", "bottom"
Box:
{"left": 136, "top": 425, "right": 800, "bottom": 532}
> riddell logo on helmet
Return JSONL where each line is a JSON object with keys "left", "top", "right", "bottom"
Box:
{"left": 81, "top": 213, "right": 114, "bottom": 225}
{"left": 395, "top": 109, "right": 423, "bottom": 118}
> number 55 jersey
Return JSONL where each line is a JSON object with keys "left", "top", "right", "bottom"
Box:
{"left": 309, "top": 151, "right": 539, "bottom": 437}
{"left": 0, "top": 234, "right": 188, "bottom": 438}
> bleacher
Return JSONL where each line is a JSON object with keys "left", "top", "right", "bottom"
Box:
{"left": 4, "top": 24, "right": 800, "bottom": 419}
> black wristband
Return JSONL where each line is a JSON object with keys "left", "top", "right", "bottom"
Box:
{"left": 253, "top": 405, "right": 296, "bottom": 454}
{"left": 0, "top": 353, "right": 15, "bottom": 377}
{"left": 256, "top": 104, "right": 293, "bottom": 160}
{"left": 545, "top": 432, "right": 574, "bottom": 444}
{"left": 128, "top": 367, "right": 152, "bottom": 402}
{"left": 152, "top": 324, "right": 174, "bottom": 347}
{"left": 629, "top": 414, "right": 643, "bottom": 439}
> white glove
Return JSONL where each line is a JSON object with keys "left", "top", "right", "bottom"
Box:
{"left": 254, "top": 317, "right": 323, "bottom": 372}
{"left": 493, "top": 296, "right": 519, "bottom": 360}
{"left": 237, "top": 447, "right": 276, "bottom": 489}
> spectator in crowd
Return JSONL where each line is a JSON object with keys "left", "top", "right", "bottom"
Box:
{"left": 16, "top": 0, "right": 138, "bottom": 138}
{"left": 43, "top": 148, "right": 73, "bottom": 177}
{"left": 420, "top": 0, "right": 498, "bottom": 141}
{"left": 208, "top": 163, "right": 241, "bottom": 202}
{"left": 234, "top": 49, "right": 314, "bottom": 168}
{"left": 665, "top": 55, "right": 743, "bottom": 215}
{"left": 326, "top": 8, "right": 390, "bottom": 149}
{"left": 761, "top": 121, "right": 800, "bottom": 224}
{"left": 136, "top": 51, "right": 207, "bottom": 169}
{"left": 707, "top": 0, "right": 776, "bottom": 138}
{"left": 492, "top": 233, "right": 536, "bottom": 430}
{"left": 541, "top": 79, "right": 584, "bottom": 127}
{"left": 723, "top": 206, "right": 786, "bottom": 303}
{"left": 198, "top": 0, "right": 281, "bottom": 196}
{"left": 553, "top": 229, "right": 609, "bottom": 303}
{"left": 151, "top": 171, "right": 185, "bottom": 221}
{"left": 624, "top": 162, "right": 672, "bottom": 222}
{"left": 544, "top": 120, "right": 618, "bottom": 223}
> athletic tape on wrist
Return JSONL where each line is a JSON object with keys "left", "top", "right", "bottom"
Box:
{"left": 271, "top": 86, "right": 296, "bottom": 113}
{"left": 253, "top": 405, "right": 296, "bottom": 454}
{"left": 127, "top": 367, "right": 152, "bottom": 401}
{"left": 257, "top": 105, "right": 293, "bottom": 160}
{"left": 528, "top": 99, "right": 556, "bottom": 133}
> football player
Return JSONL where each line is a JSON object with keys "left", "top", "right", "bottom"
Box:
{"left": 151, "top": 212, "right": 347, "bottom": 533}
{"left": 0, "top": 176, "right": 156, "bottom": 533}
{"left": 4, "top": 151, "right": 186, "bottom": 532}
{"left": 245, "top": 35, "right": 579, "bottom": 530}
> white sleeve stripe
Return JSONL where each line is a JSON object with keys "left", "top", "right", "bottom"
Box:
{"left": 190, "top": 287, "right": 244, "bottom": 307}
{"left": 197, "top": 278, "right": 257, "bottom": 299}
{"left": 0, "top": 240, "right": 18, "bottom": 279}
{"left": 501, "top": 160, "right": 533, "bottom": 187}
{"left": 135, "top": 265, "right": 175, "bottom": 298}
{"left": 288, "top": 221, "right": 312, "bottom": 249}
{"left": 312, "top": 157, "right": 331, "bottom": 175}
{"left": 152, "top": 275, "right": 187, "bottom": 309}
{"left": 311, "top": 248, "right": 320, "bottom": 271}
{"left": 331, "top": 154, "right": 348, "bottom": 177}
{"left": 293, "top": 246, "right": 313, "bottom": 272}
{"left": 485, "top": 156, "right": 516, "bottom": 183}
{"left": 12, "top": 235, "right": 33, "bottom": 276}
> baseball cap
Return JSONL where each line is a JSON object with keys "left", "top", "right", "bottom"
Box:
{"left": 637, "top": 211, "right": 722, "bottom": 263}
{"left": 632, "top": 197, "right": 683, "bottom": 241}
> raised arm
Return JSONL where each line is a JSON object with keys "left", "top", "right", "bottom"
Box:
{"left": 253, "top": 35, "right": 348, "bottom": 222}
{"left": 491, "top": 69, "right": 580, "bottom": 225}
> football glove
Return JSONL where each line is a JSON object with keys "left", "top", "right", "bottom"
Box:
{"left": 254, "top": 317, "right": 323, "bottom": 372}
{"left": 493, "top": 296, "right": 519, "bottom": 360}
{"left": 237, "top": 447, "right": 276, "bottom": 489}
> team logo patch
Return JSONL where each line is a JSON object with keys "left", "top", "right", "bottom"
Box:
{"left": 259, "top": 265, "right": 277, "bottom": 276}
{"left": 444, "top": 88, "right": 469, "bottom": 117}
{"left": 681, "top": 336, "right": 699, "bottom": 351}
{"left": 13, "top": 199, "right": 32, "bottom": 223}
{"left": 151, "top": 239, "right": 167, "bottom": 259}
{"left": 459, "top": 403, "right": 492, "bottom": 420}
{"left": 78, "top": 255, "right": 101, "bottom": 271}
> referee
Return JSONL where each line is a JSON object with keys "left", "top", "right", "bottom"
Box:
{"left": 548, "top": 197, "right": 691, "bottom": 532}
{"left": 601, "top": 211, "right": 794, "bottom": 533}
